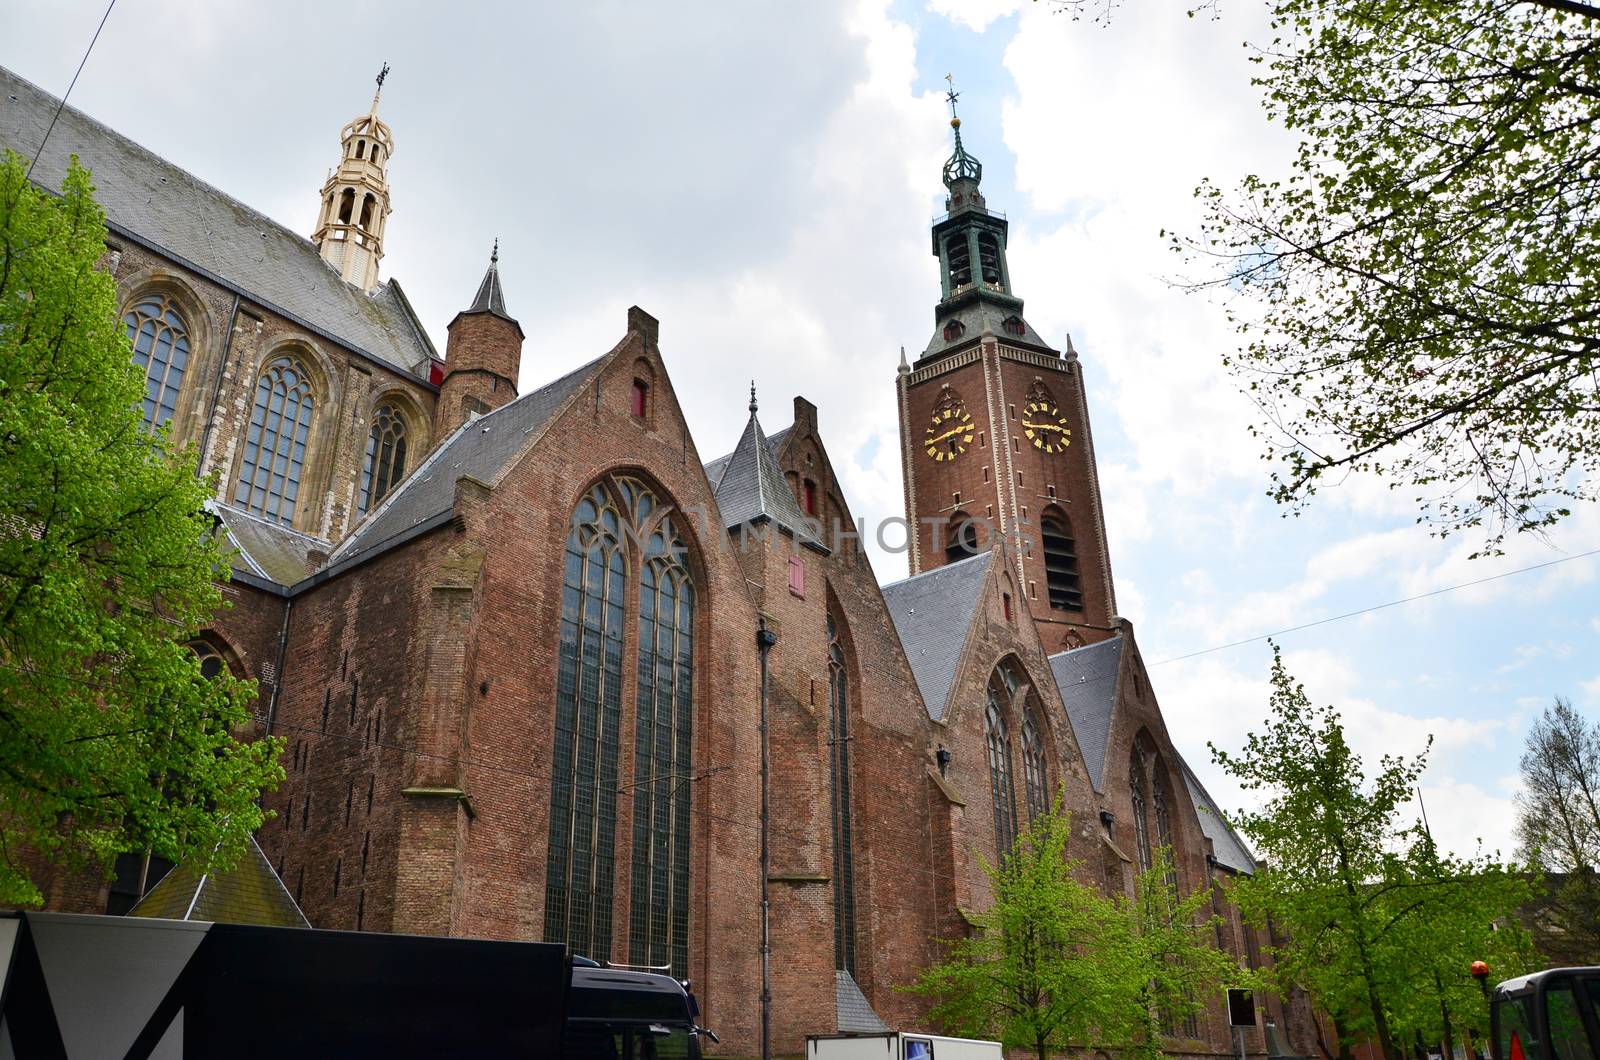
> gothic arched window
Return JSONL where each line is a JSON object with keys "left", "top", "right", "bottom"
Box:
{"left": 1153, "top": 769, "right": 1178, "bottom": 891}
{"left": 1022, "top": 710, "right": 1049, "bottom": 822}
{"left": 189, "top": 640, "right": 226, "bottom": 681}
{"left": 628, "top": 485, "right": 696, "bottom": 977}
{"left": 986, "top": 672, "right": 1019, "bottom": 858}
{"left": 545, "top": 484, "right": 628, "bottom": 965}
{"left": 359, "top": 403, "right": 409, "bottom": 515}
{"left": 827, "top": 613, "right": 857, "bottom": 975}
{"left": 1129, "top": 750, "right": 1153, "bottom": 876}
{"left": 233, "top": 357, "right": 316, "bottom": 526}
{"left": 122, "top": 294, "right": 191, "bottom": 429}
{"left": 1040, "top": 506, "right": 1084, "bottom": 612}
{"left": 946, "top": 513, "right": 978, "bottom": 565}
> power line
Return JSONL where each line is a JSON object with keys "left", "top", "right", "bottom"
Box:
{"left": 26, "top": 0, "right": 119, "bottom": 182}
{"left": 1153, "top": 545, "right": 1600, "bottom": 666}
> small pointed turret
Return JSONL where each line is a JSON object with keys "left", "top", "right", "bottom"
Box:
{"left": 434, "top": 242, "right": 526, "bottom": 445}
{"left": 312, "top": 65, "right": 396, "bottom": 292}
{"left": 711, "top": 383, "right": 823, "bottom": 549}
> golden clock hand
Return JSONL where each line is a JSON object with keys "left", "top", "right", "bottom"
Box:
{"left": 1021, "top": 420, "right": 1065, "bottom": 433}
{"left": 927, "top": 424, "right": 968, "bottom": 445}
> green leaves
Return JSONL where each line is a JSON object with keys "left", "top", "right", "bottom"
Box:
{"left": 0, "top": 151, "right": 282, "bottom": 906}
{"left": 910, "top": 799, "right": 1243, "bottom": 1059}
{"left": 1183, "top": 0, "right": 1600, "bottom": 554}
{"left": 1212, "top": 645, "right": 1535, "bottom": 1059}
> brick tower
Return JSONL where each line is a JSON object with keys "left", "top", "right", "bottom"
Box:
{"left": 434, "top": 241, "right": 525, "bottom": 444}
{"left": 896, "top": 93, "right": 1119, "bottom": 651}
{"left": 311, "top": 65, "right": 395, "bottom": 292}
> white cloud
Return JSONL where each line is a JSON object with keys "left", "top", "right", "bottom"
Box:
{"left": 927, "top": 0, "right": 1024, "bottom": 32}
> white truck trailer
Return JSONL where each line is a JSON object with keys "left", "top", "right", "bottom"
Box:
{"left": 806, "top": 1032, "right": 1004, "bottom": 1060}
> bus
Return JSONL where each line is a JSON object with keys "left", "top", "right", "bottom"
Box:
{"left": 1489, "top": 967, "right": 1600, "bottom": 1060}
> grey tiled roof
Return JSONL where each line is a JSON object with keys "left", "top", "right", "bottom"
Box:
{"left": 710, "top": 410, "right": 819, "bottom": 546}
{"left": 881, "top": 552, "right": 992, "bottom": 722}
{"left": 1180, "top": 758, "right": 1257, "bottom": 874}
{"left": 128, "top": 834, "right": 309, "bottom": 928}
{"left": 704, "top": 426, "right": 788, "bottom": 491}
{"left": 835, "top": 970, "right": 890, "bottom": 1033}
{"left": 1048, "top": 637, "right": 1124, "bottom": 791}
{"left": 1, "top": 65, "right": 435, "bottom": 376}
{"left": 213, "top": 503, "right": 330, "bottom": 588}
{"left": 920, "top": 300, "right": 1056, "bottom": 363}
{"left": 332, "top": 355, "right": 605, "bottom": 568}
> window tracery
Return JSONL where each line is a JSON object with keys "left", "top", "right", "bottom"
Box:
{"left": 234, "top": 356, "right": 315, "bottom": 525}
{"left": 122, "top": 294, "right": 191, "bottom": 429}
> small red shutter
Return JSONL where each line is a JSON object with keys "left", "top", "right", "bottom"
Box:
{"left": 631, "top": 380, "right": 647, "bottom": 417}
{"left": 788, "top": 556, "right": 805, "bottom": 597}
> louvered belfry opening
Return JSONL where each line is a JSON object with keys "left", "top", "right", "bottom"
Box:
{"left": 1040, "top": 507, "right": 1083, "bottom": 611}
{"left": 946, "top": 235, "right": 972, "bottom": 288}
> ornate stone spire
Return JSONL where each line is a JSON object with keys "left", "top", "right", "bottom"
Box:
{"left": 311, "top": 66, "right": 396, "bottom": 293}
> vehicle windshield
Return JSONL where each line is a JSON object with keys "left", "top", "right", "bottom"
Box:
{"left": 562, "top": 1021, "right": 698, "bottom": 1060}
{"left": 1496, "top": 993, "right": 1541, "bottom": 1060}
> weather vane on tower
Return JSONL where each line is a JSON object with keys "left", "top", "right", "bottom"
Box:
{"left": 376, "top": 63, "right": 390, "bottom": 91}
{"left": 945, "top": 73, "right": 960, "bottom": 120}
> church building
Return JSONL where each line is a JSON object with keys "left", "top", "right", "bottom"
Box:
{"left": 2, "top": 65, "right": 1315, "bottom": 1056}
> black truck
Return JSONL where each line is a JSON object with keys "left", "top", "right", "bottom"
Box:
{"left": 1488, "top": 967, "right": 1600, "bottom": 1060}
{"left": 0, "top": 910, "right": 708, "bottom": 1058}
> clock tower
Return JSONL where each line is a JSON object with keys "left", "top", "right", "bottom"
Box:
{"left": 896, "top": 96, "right": 1119, "bottom": 651}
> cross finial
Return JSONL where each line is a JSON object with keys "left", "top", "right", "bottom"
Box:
{"left": 491, "top": 237, "right": 499, "bottom": 265}
{"left": 749, "top": 380, "right": 758, "bottom": 414}
{"left": 376, "top": 63, "right": 390, "bottom": 90}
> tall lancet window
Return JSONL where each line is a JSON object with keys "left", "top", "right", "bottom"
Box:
{"left": 1022, "top": 710, "right": 1049, "bottom": 822}
{"left": 827, "top": 613, "right": 857, "bottom": 975}
{"left": 545, "top": 484, "right": 628, "bottom": 963}
{"left": 1153, "top": 770, "right": 1178, "bottom": 891}
{"left": 359, "top": 403, "right": 408, "bottom": 515}
{"left": 628, "top": 480, "right": 696, "bottom": 979}
{"left": 1129, "top": 751, "right": 1153, "bottom": 876}
{"left": 234, "top": 357, "right": 315, "bottom": 526}
{"left": 986, "top": 669, "right": 1019, "bottom": 858}
{"left": 122, "top": 294, "right": 191, "bottom": 429}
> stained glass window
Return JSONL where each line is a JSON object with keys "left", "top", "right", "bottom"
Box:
{"left": 628, "top": 484, "right": 695, "bottom": 978}
{"left": 233, "top": 357, "right": 315, "bottom": 525}
{"left": 986, "top": 673, "right": 1019, "bottom": 859}
{"left": 359, "top": 403, "right": 408, "bottom": 515}
{"left": 1130, "top": 751, "right": 1153, "bottom": 875}
{"left": 122, "top": 294, "right": 191, "bottom": 429}
{"left": 1022, "top": 711, "right": 1049, "bottom": 822}
{"left": 828, "top": 613, "right": 857, "bottom": 974}
{"left": 544, "top": 484, "right": 627, "bottom": 963}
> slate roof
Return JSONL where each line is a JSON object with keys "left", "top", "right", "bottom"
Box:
{"left": 880, "top": 552, "right": 992, "bottom": 723}
{"left": 331, "top": 355, "right": 605, "bottom": 568}
{"left": 919, "top": 300, "right": 1057, "bottom": 363}
{"left": 212, "top": 503, "right": 330, "bottom": 588}
{"left": 836, "top": 970, "right": 891, "bottom": 1033}
{"left": 1180, "top": 758, "right": 1257, "bottom": 874}
{"left": 1047, "top": 636, "right": 1124, "bottom": 791}
{"left": 127, "top": 834, "right": 309, "bottom": 928}
{"left": 0, "top": 65, "right": 435, "bottom": 376}
{"left": 709, "top": 407, "right": 820, "bottom": 547}
{"left": 704, "top": 426, "right": 788, "bottom": 491}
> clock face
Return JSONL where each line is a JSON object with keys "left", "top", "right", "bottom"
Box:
{"left": 1022, "top": 397, "right": 1071, "bottom": 453}
{"left": 925, "top": 402, "right": 975, "bottom": 461}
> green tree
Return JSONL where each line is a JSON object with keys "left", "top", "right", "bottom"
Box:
{"left": 1213, "top": 646, "right": 1534, "bottom": 1060}
{"left": 1515, "top": 697, "right": 1600, "bottom": 964}
{"left": 911, "top": 802, "right": 1240, "bottom": 1059}
{"left": 0, "top": 150, "right": 282, "bottom": 906}
{"left": 1116, "top": 848, "right": 1250, "bottom": 1060}
{"left": 1178, "top": 0, "right": 1600, "bottom": 554}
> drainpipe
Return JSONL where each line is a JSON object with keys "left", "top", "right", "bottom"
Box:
{"left": 196, "top": 293, "right": 241, "bottom": 481}
{"left": 756, "top": 619, "right": 777, "bottom": 1060}
{"left": 264, "top": 596, "right": 293, "bottom": 736}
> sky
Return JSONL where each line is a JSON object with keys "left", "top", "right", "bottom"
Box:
{"left": 8, "top": 0, "right": 1599, "bottom": 860}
